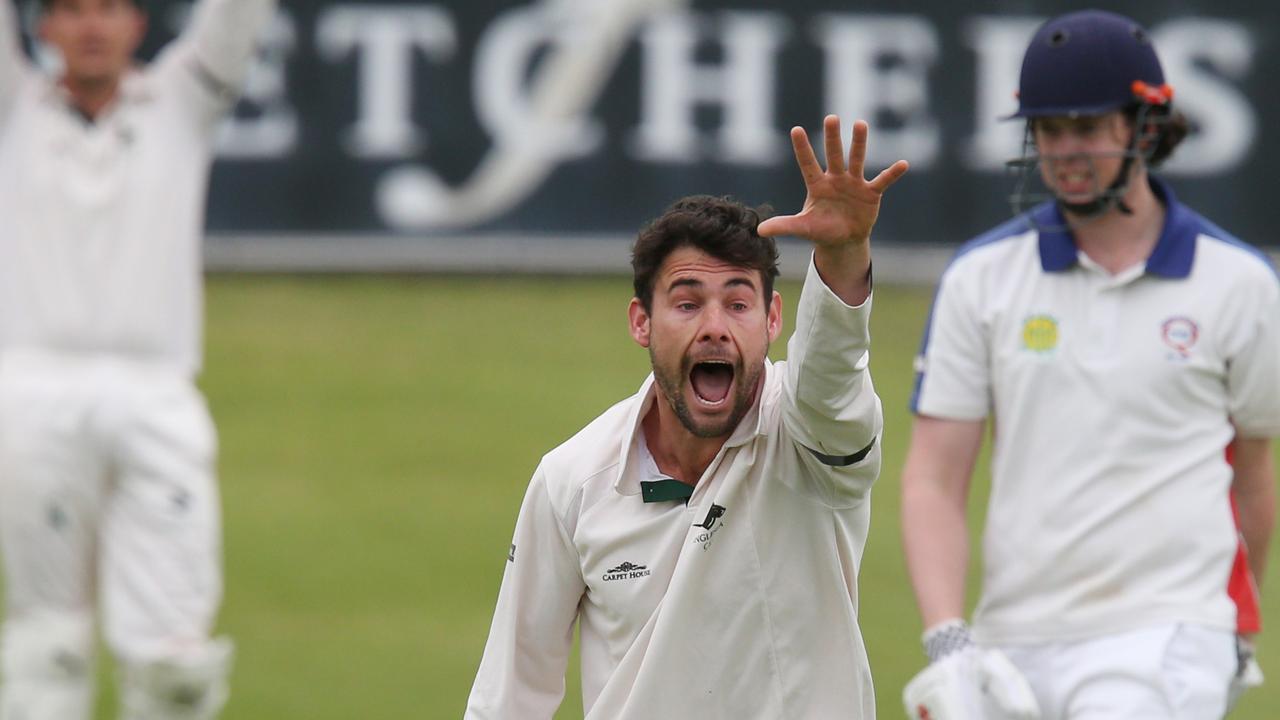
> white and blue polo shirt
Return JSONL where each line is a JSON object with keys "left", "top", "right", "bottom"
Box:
{"left": 912, "top": 177, "right": 1280, "bottom": 645}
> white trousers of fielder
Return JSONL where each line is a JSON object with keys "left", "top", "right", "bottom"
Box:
{"left": 0, "top": 351, "right": 231, "bottom": 720}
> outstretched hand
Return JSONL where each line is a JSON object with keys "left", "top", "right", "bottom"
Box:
{"left": 759, "top": 116, "right": 907, "bottom": 304}
{"left": 758, "top": 115, "right": 908, "bottom": 249}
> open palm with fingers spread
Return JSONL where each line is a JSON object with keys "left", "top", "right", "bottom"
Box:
{"left": 758, "top": 115, "right": 909, "bottom": 249}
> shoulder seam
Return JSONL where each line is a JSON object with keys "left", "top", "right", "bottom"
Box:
{"left": 956, "top": 214, "right": 1036, "bottom": 257}
{"left": 540, "top": 452, "right": 620, "bottom": 493}
{"left": 1196, "top": 233, "right": 1279, "bottom": 282}
{"left": 942, "top": 214, "right": 1038, "bottom": 279}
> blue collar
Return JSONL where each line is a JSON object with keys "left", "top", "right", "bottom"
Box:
{"left": 1036, "top": 176, "right": 1197, "bottom": 279}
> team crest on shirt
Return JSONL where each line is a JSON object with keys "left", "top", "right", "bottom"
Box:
{"left": 1161, "top": 316, "right": 1199, "bottom": 359}
{"left": 692, "top": 504, "right": 728, "bottom": 550}
{"left": 1021, "top": 315, "right": 1059, "bottom": 353}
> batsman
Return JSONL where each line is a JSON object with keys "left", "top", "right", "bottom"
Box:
{"left": 901, "top": 10, "right": 1279, "bottom": 720}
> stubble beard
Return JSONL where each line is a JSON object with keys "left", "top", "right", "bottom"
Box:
{"left": 649, "top": 345, "right": 763, "bottom": 440}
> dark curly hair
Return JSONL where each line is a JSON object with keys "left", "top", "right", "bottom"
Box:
{"left": 631, "top": 195, "right": 780, "bottom": 313}
{"left": 1128, "top": 104, "right": 1189, "bottom": 167}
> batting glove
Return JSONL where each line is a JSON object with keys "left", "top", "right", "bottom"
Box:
{"left": 1226, "top": 637, "right": 1264, "bottom": 715}
{"left": 902, "top": 620, "right": 1041, "bottom": 720}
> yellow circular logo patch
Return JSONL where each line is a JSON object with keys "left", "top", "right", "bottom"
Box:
{"left": 1022, "top": 315, "right": 1059, "bottom": 353}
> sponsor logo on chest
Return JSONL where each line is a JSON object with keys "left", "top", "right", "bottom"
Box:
{"left": 603, "top": 561, "right": 651, "bottom": 582}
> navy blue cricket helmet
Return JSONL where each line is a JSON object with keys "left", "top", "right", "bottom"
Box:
{"left": 1009, "top": 10, "right": 1171, "bottom": 119}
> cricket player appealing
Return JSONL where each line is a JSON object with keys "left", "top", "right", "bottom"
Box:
{"left": 901, "top": 10, "right": 1279, "bottom": 720}
{"left": 0, "top": 0, "right": 274, "bottom": 717}
{"left": 465, "top": 116, "right": 908, "bottom": 719}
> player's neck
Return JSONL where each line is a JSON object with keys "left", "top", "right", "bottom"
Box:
{"left": 641, "top": 401, "right": 726, "bottom": 487}
{"left": 60, "top": 74, "right": 123, "bottom": 122}
{"left": 1067, "top": 171, "right": 1165, "bottom": 276}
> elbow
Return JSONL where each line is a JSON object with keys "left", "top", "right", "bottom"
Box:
{"left": 833, "top": 443, "right": 882, "bottom": 505}
{"left": 901, "top": 465, "right": 968, "bottom": 520}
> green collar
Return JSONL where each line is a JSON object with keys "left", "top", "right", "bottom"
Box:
{"left": 640, "top": 479, "right": 694, "bottom": 503}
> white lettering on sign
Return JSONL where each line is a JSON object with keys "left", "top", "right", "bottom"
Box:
{"left": 630, "top": 10, "right": 789, "bottom": 165}
{"left": 1155, "top": 19, "right": 1256, "bottom": 176}
{"left": 316, "top": 5, "right": 457, "bottom": 159}
{"left": 473, "top": 4, "right": 605, "bottom": 163}
{"left": 812, "top": 14, "right": 940, "bottom": 170}
{"left": 375, "top": 0, "right": 690, "bottom": 230}
{"left": 126, "top": 3, "right": 1258, "bottom": 229}
{"left": 961, "top": 15, "right": 1041, "bottom": 171}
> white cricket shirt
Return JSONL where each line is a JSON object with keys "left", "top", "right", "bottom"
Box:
{"left": 466, "top": 258, "right": 885, "bottom": 719}
{"left": 912, "top": 177, "right": 1280, "bottom": 645}
{"left": 0, "top": 0, "right": 273, "bottom": 377}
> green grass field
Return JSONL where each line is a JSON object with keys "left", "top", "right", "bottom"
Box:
{"left": 4, "top": 274, "right": 1277, "bottom": 718}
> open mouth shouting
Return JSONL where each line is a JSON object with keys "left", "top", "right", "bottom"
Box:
{"left": 689, "top": 360, "right": 735, "bottom": 409}
{"left": 651, "top": 351, "right": 757, "bottom": 440}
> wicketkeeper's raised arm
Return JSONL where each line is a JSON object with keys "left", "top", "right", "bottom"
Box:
{"left": 759, "top": 116, "right": 907, "bottom": 506}
{"left": 185, "top": 0, "right": 275, "bottom": 90}
{"left": 154, "top": 0, "right": 276, "bottom": 123}
{"left": 0, "top": 0, "right": 33, "bottom": 121}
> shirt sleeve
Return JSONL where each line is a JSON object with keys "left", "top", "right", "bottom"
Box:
{"left": 779, "top": 254, "right": 884, "bottom": 508}
{"left": 1226, "top": 271, "right": 1280, "bottom": 438}
{"left": 910, "top": 262, "right": 991, "bottom": 420}
{"left": 464, "top": 467, "right": 586, "bottom": 720}
{"left": 150, "top": 0, "right": 276, "bottom": 127}
{"left": 0, "top": 0, "right": 32, "bottom": 123}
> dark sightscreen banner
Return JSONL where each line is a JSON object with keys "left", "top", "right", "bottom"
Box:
{"left": 19, "top": 0, "right": 1278, "bottom": 247}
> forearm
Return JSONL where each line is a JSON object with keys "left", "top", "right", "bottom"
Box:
{"left": 779, "top": 257, "right": 881, "bottom": 504}
{"left": 0, "top": 0, "right": 19, "bottom": 59}
{"left": 785, "top": 256, "right": 878, "bottom": 448}
{"left": 813, "top": 241, "right": 872, "bottom": 307}
{"left": 902, "top": 479, "right": 970, "bottom": 626}
{"left": 0, "top": 0, "right": 29, "bottom": 111}
{"left": 900, "top": 417, "right": 984, "bottom": 628}
{"left": 185, "top": 0, "right": 276, "bottom": 88}
{"left": 1240, "top": 501, "right": 1274, "bottom": 591}
{"left": 1233, "top": 438, "right": 1277, "bottom": 589}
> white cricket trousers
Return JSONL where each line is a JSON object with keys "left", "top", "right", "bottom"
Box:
{"left": 998, "top": 623, "right": 1237, "bottom": 720}
{"left": 0, "top": 350, "right": 224, "bottom": 712}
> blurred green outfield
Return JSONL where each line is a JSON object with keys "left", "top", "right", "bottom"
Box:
{"left": 5, "top": 273, "right": 1273, "bottom": 719}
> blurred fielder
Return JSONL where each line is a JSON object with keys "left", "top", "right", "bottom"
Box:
{"left": 0, "top": 0, "right": 273, "bottom": 718}
{"left": 901, "top": 10, "right": 1279, "bottom": 720}
{"left": 465, "top": 116, "right": 907, "bottom": 718}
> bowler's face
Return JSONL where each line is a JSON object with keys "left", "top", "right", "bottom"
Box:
{"left": 629, "top": 247, "right": 782, "bottom": 439}
{"left": 41, "top": 0, "right": 146, "bottom": 88}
